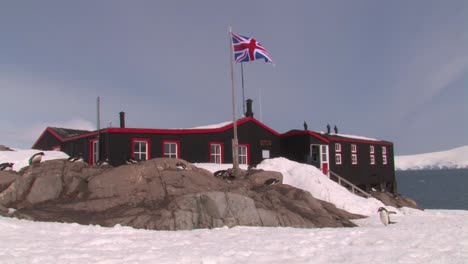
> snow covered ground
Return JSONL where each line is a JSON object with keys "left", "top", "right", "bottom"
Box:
{"left": 0, "top": 208, "right": 466, "bottom": 264}
{"left": 395, "top": 145, "right": 468, "bottom": 170}
{"left": 1, "top": 148, "right": 467, "bottom": 263}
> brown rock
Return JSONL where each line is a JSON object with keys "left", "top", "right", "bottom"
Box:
{"left": 0, "top": 158, "right": 364, "bottom": 230}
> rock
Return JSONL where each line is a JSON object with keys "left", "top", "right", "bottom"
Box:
{"left": 0, "top": 145, "right": 13, "bottom": 151}
{"left": 247, "top": 170, "right": 283, "bottom": 185}
{"left": 0, "top": 158, "right": 364, "bottom": 230}
{"left": 371, "top": 191, "right": 421, "bottom": 210}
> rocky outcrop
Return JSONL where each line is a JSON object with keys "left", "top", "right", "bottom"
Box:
{"left": 371, "top": 191, "right": 421, "bottom": 209}
{"left": 0, "top": 158, "right": 363, "bottom": 230}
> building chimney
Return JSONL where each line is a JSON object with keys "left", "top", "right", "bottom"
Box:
{"left": 245, "top": 99, "right": 254, "bottom": 117}
{"left": 119, "top": 111, "right": 125, "bottom": 128}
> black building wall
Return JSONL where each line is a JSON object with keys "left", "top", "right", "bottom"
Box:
{"left": 328, "top": 140, "right": 395, "bottom": 191}
{"left": 102, "top": 120, "right": 281, "bottom": 167}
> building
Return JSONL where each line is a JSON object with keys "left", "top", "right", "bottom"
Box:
{"left": 281, "top": 129, "right": 396, "bottom": 193}
{"left": 32, "top": 100, "right": 396, "bottom": 193}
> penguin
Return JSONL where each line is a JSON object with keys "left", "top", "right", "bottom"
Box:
{"left": 214, "top": 170, "right": 227, "bottom": 178}
{"left": 377, "top": 207, "right": 397, "bottom": 226}
{"left": 213, "top": 170, "right": 235, "bottom": 182}
{"left": 175, "top": 162, "right": 187, "bottom": 170}
{"left": 264, "top": 178, "right": 280, "bottom": 185}
{"left": 125, "top": 157, "right": 139, "bottom": 165}
{"left": 67, "top": 153, "right": 83, "bottom": 162}
{"left": 28, "top": 152, "right": 45, "bottom": 165}
{"left": 96, "top": 159, "right": 110, "bottom": 166}
{"left": 0, "top": 162, "right": 14, "bottom": 171}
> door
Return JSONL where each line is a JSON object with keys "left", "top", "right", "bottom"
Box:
{"left": 310, "top": 144, "right": 329, "bottom": 175}
{"left": 321, "top": 145, "right": 329, "bottom": 175}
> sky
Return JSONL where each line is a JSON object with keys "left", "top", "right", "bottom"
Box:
{"left": 0, "top": 1, "right": 467, "bottom": 155}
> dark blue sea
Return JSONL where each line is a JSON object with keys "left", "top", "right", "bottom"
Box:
{"left": 396, "top": 169, "right": 468, "bottom": 210}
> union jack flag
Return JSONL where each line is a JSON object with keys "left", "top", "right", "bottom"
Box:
{"left": 231, "top": 32, "right": 273, "bottom": 64}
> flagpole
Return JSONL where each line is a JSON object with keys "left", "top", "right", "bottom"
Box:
{"left": 229, "top": 27, "right": 240, "bottom": 172}
{"left": 241, "top": 62, "right": 245, "bottom": 115}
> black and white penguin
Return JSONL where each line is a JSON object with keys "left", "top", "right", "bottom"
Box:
{"left": 96, "top": 159, "right": 110, "bottom": 166}
{"left": 213, "top": 169, "right": 235, "bottom": 182}
{"left": 125, "top": 157, "right": 139, "bottom": 165}
{"left": 0, "top": 162, "right": 14, "bottom": 171}
{"left": 67, "top": 153, "right": 83, "bottom": 162}
{"left": 28, "top": 152, "right": 45, "bottom": 165}
{"left": 377, "top": 207, "right": 397, "bottom": 226}
{"left": 176, "top": 162, "right": 187, "bottom": 170}
{"left": 264, "top": 178, "right": 280, "bottom": 185}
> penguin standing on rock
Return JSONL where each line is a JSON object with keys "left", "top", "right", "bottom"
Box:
{"left": 0, "top": 162, "right": 14, "bottom": 171}
{"left": 68, "top": 153, "right": 83, "bottom": 162}
{"left": 377, "top": 207, "right": 397, "bottom": 226}
{"left": 96, "top": 159, "right": 110, "bottom": 166}
{"left": 28, "top": 152, "right": 45, "bottom": 165}
{"left": 125, "top": 157, "right": 139, "bottom": 165}
{"left": 264, "top": 178, "right": 280, "bottom": 185}
{"left": 176, "top": 162, "right": 187, "bottom": 170}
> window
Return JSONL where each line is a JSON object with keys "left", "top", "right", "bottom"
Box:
{"left": 163, "top": 140, "right": 179, "bottom": 158}
{"left": 321, "top": 145, "right": 328, "bottom": 162}
{"left": 334, "top": 143, "right": 341, "bottom": 165}
{"left": 209, "top": 143, "right": 223, "bottom": 164}
{"left": 351, "top": 154, "right": 358, "bottom": 165}
{"left": 382, "top": 146, "right": 388, "bottom": 165}
{"left": 370, "top": 145, "right": 374, "bottom": 154}
{"left": 132, "top": 138, "right": 150, "bottom": 161}
{"left": 351, "top": 144, "right": 357, "bottom": 153}
{"left": 238, "top": 144, "right": 249, "bottom": 165}
{"left": 335, "top": 153, "right": 342, "bottom": 165}
{"left": 335, "top": 143, "right": 341, "bottom": 152}
{"left": 89, "top": 139, "right": 98, "bottom": 165}
{"left": 370, "top": 155, "right": 375, "bottom": 165}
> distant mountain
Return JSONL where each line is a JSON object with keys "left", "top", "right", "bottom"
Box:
{"left": 395, "top": 145, "right": 468, "bottom": 170}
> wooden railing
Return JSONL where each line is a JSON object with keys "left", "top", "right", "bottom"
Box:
{"left": 328, "top": 170, "right": 371, "bottom": 198}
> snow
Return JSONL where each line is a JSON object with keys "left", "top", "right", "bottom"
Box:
{"left": 319, "top": 132, "right": 381, "bottom": 141}
{"left": 0, "top": 149, "right": 467, "bottom": 263}
{"left": 395, "top": 145, "right": 468, "bottom": 170}
{"left": 256, "top": 158, "right": 385, "bottom": 216}
{"left": 0, "top": 149, "right": 69, "bottom": 171}
{"left": 190, "top": 121, "right": 233, "bottom": 129}
{"left": 0, "top": 208, "right": 466, "bottom": 264}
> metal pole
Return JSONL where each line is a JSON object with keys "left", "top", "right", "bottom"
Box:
{"left": 229, "top": 27, "right": 240, "bottom": 172}
{"left": 241, "top": 62, "right": 245, "bottom": 115}
{"left": 96, "top": 96, "right": 101, "bottom": 164}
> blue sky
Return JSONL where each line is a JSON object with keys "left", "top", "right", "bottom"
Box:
{"left": 1, "top": 1, "right": 467, "bottom": 155}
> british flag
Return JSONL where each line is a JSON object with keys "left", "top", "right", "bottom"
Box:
{"left": 231, "top": 32, "right": 273, "bottom": 64}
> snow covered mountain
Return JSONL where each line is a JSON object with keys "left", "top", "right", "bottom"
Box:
{"left": 395, "top": 145, "right": 468, "bottom": 170}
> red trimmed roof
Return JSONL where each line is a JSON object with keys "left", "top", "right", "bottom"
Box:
{"left": 32, "top": 117, "right": 393, "bottom": 148}
{"left": 281, "top": 130, "right": 330, "bottom": 143}
{"left": 32, "top": 116, "right": 281, "bottom": 148}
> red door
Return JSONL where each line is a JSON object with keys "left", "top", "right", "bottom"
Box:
{"left": 322, "top": 163, "right": 328, "bottom": 175}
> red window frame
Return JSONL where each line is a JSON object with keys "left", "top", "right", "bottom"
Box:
{"left": 209, "top": 142, "right": 224, "bottom": 164}
{"left": 162, "top": 140, "right": 180, "bottom": 159}
{"left": 131, "top": 138, "right": 151, "bottom": 161}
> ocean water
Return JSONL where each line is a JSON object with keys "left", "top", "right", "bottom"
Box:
{"left": 396, "top": 169, "right": 468, "bottom": 210}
